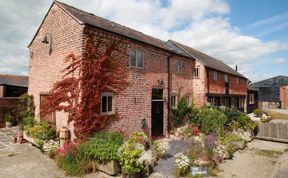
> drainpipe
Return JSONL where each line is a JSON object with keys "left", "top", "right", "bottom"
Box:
{"left": 167, "top": 55, "right": 173, "bottom": 138}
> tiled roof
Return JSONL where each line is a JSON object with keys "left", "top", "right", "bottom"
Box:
{"left": 0, "top": 74, "right": 28, "bottom": 87}
{"left": 167, "top": 40, "right": 246, "bottom": 78}
{"left": 55, "top": 1, "right": 171, "bottom": 51}
{"left": 248, "top": 85, "right": 258, "bottom": 91}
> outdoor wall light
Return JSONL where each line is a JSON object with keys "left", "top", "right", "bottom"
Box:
{"left": 42, "top": 33, "right": 53, "bottom": 55}
{"left": 141, "top": 118, "right": 146, "bottom": 129}
{"left": 158, "top": 79, "right": 164, "bottom": 85}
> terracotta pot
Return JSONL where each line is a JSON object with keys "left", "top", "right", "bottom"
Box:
{"left": 122, "top": 172, "right": 141, "bottom": 178}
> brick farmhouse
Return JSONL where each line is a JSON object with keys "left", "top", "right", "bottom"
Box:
{"left": 28, "top": 1, "right": 248, "bottom": 138}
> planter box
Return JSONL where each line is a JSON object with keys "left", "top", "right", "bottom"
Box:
{"left": 96, "top": 160, "right": 120, "bottom": 175}
{"left": 23, "top": 131, "right": 40, "bottom": 147}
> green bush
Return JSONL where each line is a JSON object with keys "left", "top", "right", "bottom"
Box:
{"left": 118, "top": 131, "right": 147, "bottom": 174}
{"left": 170, "top": 97, "right": 199, "bottom": 128}
{"left": 79, "top": 132, "right": 123, "bottom": 161}
{"left": 197, "top": 107, "right": 228, "bottom": 134}
{"left": 253, "top": 109, "right": 263, "bottom": 117}
{"left": 4, "top": 113, "right": 13, "bottom": 122}
{"left": 56, "top": 151, "right": 85, "bottom": 176}
{"left": 26, "top": 121, "right": 56, "bottom": 140}
{"left": 23, "top": 116, "right": 35, "bottom": 129}
{"left": 171, "top": 97, "right": 191, "bottom": 127}
{"left": 223, "top": 108, "right": 241, "bottom": 124}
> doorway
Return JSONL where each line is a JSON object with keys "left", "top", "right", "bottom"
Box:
{"left": 151, "top": 88, "right": 164, "bottom": 137}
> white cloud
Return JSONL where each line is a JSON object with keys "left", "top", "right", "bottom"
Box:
{"left": 0, "top": 0, "right": 286, "bottom": 82}
{"left": 272, "top": 58, "right": 285, "bottom": 65}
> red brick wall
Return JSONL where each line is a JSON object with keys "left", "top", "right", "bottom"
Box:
{"left": 83, "top": 26, "right": 194, "bottom": 137}
{"left": 29, "top": 3, "right": 195, "bottom": 138}
{"left": 280, "top": 85, "right": 288, "bottom": 109}
{"left": 28, "top": 3, "right": 84, "bottom": 137}
{"left": 192, "top": 61, "right": 207, "bottom": 108}
{"left": 207, "top": 68, "right": 247, "bottom": 95}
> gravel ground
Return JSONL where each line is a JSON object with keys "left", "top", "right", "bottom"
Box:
{"left": 152, "top": 139, "right": 190, "bottom": 178}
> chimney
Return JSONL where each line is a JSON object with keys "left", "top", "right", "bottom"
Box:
{"left": 235, "top": 65, "right": 238, "bottom": 71}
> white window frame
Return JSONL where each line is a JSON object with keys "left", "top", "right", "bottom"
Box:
{"left": 176, "top": 60, "right": 185, "bottom": 74}
{"left": 171, "top": 94, "right": 177, "bottom": 108}
{"left": 101, "top": 92, "right": 115, "bottom": 115}
{"left": 249, "top": 93, "right": 255, "bottom": 104}
{"left": 130, "top": 48, "right": 144, "bottom": 69}
{"left": 193, "top": 67, "right": 199, "bottom": 78}
{"left": 224, "top": 74, "right": 229, "bottom": 82}
{"left": 213, "top": 71, "right": 218, "bottom": 81}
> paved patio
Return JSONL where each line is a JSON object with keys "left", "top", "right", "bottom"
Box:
{"left": 0, "top": 126, "right": 18, "bottom": 153}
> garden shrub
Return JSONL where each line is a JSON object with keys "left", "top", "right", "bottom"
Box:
{"left": 26, "top": 121, "right": 56, "bottom": 140}
{"left": 170, "top": 97, "right": 199, "bottom": 129}
{"left": 253, "top": 109, "right": 263, "bottom": 117}
{"left": 23, "top": 116, "right": 35, "bottom": 129}
{"left": 171, "top": 97, "right": 191, "bottom": 128}
{"left": 56, "top": 151, "right": 85, "bottom": 176}
{"left": 79, "top": 131, "right": 123, "bottom": 161}
{"left": 223, "top": 108, "right": 241, "bottom": 124}
{"left": 196, "top": 107, "right": 228, "bottom": 134}
{"left": 118, "top": 131, "right": 148, "bottom": 174}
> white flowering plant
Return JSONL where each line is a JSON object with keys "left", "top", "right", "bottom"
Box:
{"left": 155, "top": 141, "right": 169, "bottom": 157}
{"left": 175, "top": 152, "right": 190, "bottom": 170}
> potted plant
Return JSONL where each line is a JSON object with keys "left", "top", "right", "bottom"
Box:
{"left": 4, "top": 113, "right": 13, "bottom": 127}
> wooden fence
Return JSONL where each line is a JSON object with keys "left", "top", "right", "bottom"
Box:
{"left": 256, "top": 122, "right": 288, "bottom": 143}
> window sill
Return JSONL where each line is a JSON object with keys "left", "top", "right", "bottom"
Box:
{"left": 100, "top": 112, "right": 115, "bottom": 116}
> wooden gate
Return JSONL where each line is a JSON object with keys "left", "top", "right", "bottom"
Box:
{"left": 256, "top": 122, "right": 288, "bottom": 143}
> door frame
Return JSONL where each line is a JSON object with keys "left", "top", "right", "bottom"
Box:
{"left": 151, "top": 88, "right": 164, "bottom": 137}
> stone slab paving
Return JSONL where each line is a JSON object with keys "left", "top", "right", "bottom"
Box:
{"left": 150, "top": 139, "right": 190, "bottom": 178}
{"left": 0, "top": 126, "right": 18, "bottom": 154}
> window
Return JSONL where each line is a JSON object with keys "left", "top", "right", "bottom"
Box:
{"left": 130, "top": 48, "right": 143, "bottom": 68}
{"left": 208, "top": 97, "right": 217, "bottom": 106}
{"left": 176, "top": 60, "right": 185, "bottom": 74}
{"left": 193, "top": 67, "right": 199, "bottom": 78}
{"left": 239, "top": 97, "right": 245, "bottom": 108}
{"left": 224, "top": 74, "right": 229, "bottom": 82}
{"left": 213, "top": 71, "right": 218, "bottom": 81}
{"left": 101, "top": 93, "right": 115, "bottom": 115}
{"left": 171, "top": 94, "right": 177, "bottom": 108}
{"left": 249, "top": 94, "right": 254, "bottom": 104}
{"left": 236, "top": 77, "right": 239, "bottom": 85}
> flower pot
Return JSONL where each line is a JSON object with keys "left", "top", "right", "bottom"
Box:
{"left": 5, "top": 121, "right": 12, "bottom": 127}
{"left": 175, "top": 167, "right": 188, "bottom": 177}
{"left": 122, "top": 172, "right": 141, "bottom": 178}
{"left": 95, "top": 160, "right": 120, "bottom": 175}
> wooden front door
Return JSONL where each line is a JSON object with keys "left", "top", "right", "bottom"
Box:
{"left": 40, "top": 94, "right": 56, "bottom": 125}
{"left": 151, "top": 88, "right": 164, "bottom": 137}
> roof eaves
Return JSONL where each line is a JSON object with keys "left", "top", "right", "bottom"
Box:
{"left": 168, "top": 40, "right": 206, "bottom": 66}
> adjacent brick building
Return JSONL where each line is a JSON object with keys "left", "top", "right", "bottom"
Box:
{"left": 0, "top": 74, "right": 28, "bottom": 125}
{"left": 28, "top": 1, "right": 248, "bottom": 138}
{"left": 280, "top": 84, "right": 288, "bottom": 109}
{"left": 167, "top": 40, "right": 248, "bottom": 111}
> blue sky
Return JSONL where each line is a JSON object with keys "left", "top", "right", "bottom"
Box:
{"left": 0, "top": 0, "right": 287, "bottom": 82}
{"left": 227, "top": 0, "right": 288, "bottom": 80}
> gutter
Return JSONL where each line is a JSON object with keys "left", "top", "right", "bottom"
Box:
{"left": 167, "top": 54, "right": 173, "bottom": 137}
